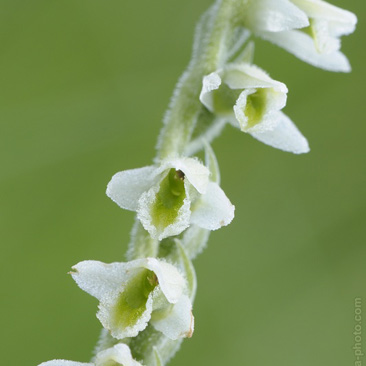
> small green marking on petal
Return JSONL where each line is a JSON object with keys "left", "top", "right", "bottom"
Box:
{"left": 102, "top": 361, "right": 120, "bottom": 366}
{"left": 212, "top": 83, "right": 241, "bottom": 114}
{"left": 302, "top": 19, "right": 321, "bottom": 49}
{"left": 244, "top": 88, "right": 266, "bottom": 128}
{"left": 113, "top": 269, "right": 158, "bottom": 329}
{"left": 151, "top": 169, "right": 187, "bottom": 230}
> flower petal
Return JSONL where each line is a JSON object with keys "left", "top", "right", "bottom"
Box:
{"left": 95, "top": 344, "right": 142, "bottom": 366}
{"left": 38, "top": 362, "right": 92, "bottom": 366}
{"left": 151, "top": 295, "right": 194, "bottom": 340}
{"left": 106, "top": 165, "right": 160, "bottom": 211}
{"left": 223, "top": 64, "right": 288, "bottom": 92}
{"left": 190, "top": 182, "right": 235, "bottom": 230}
{"left": 310, "top": 19, "right": 341, "bottom": 54}
{"left": 259, "top": 29, "right": 351, "bottom": 72}
{"left": 142, "top": 257, "right": 185, "bottom": 304}
{"left": 250, "top": 111, "right": 310, "bottom": 154}
{"left": 243, "top": 0, "right": 309, "bottom": 32}
{"left": 291, "top": 0, "right": 357, "bottom": 35}
{"left": 162, "top": 157, "right": 210, "bottom": 195}
{"left": 200, "top": 72, "right": 222, "bottom": 112}
{"left": 71, "top": 260, "right": 139, "bottom": 301}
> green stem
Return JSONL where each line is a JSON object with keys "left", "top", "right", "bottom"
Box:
{"left": 156, "top": 0, "right": 236, "bottom": 160}
{"left": 94, "top": 1, "right": 237, "bottom": 365}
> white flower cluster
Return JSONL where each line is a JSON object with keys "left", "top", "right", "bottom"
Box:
{"left": 39, "top": 0, "right": 356, "bottom": 365}
{"left": 197, "top": 0, "right": 357, "bottom": 154}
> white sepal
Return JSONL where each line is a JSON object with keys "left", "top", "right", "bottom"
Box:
{"left": 259, "top": 29, "right": 351, "bottom": 72}
{"left": 191, "top": 182, "right": 235, "bottom": 231}
{"left": 242, "top": 0, "right": 309, "bottom": 32}
{"left": 151, "top": 295, "right": 194, "bottom": 340}
{"left": 106, "top": 165, "right": 160, "bottom": 211}
{"left": 161, "top": 157, "right": 210, "bottom": 194}
{"left": 200, "top": 72, "right": 222, "bottom": 113}
{"left": 291, "top": 0, "right": 357, "bottom": 36}
{"left": 143, "top": 257, "right": 185, "bottom": 304}
{"left": 250, "top": 112, "right": 310, "bottom": 154}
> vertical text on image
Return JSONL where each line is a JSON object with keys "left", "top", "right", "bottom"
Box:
{"left": 354, "top": 298, "right": 363, "bottom": 366}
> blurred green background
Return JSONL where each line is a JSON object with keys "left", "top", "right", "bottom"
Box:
{"left": 0, "top": 0, "right": 365, "bottom": 365}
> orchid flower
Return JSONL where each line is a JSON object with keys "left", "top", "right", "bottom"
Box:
{"left": 106, "top": 157, "right": 234, "bottom": 241}
{"left": 38, "top": 344, "right": 142, "bottom": 366}
{"left": 291, "top": 0, "right": 357, "bottom": 54}
{"left": 71, "top": 257, "right": 194, "bottom": 340}
{"left": 243, "top": 0, "right": 357, "bottom": 72}
{"left": 200, "top": 63, "right": 309, "bottom": 154}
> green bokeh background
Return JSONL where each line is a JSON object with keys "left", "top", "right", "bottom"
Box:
{"left": 1, "top": 1, "right": 365, "bottom": 365}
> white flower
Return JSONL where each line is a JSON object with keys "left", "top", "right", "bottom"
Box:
{"left": 200, "top": 63, "right": 309, "bottom": 154}
{"left": 38, "top": 344, "right": 142, "bottom": 366}
{"left": 241, "top": 0, "right": 309, "bottom": 33}
{"left": 106, "top": 157, "right": 234, "bottom": 240}
{"left": 255, "top": 0, "right": 357, "bottom": 72}
{"left": 71, "top": 258, "right": 194, "bottom": 340}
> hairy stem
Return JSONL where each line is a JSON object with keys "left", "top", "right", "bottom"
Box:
{"left": 94, "top": 1, "right": 238, "bottom": 365}
{"left": 156, "top": 0, "right": 236, "bottom": 160}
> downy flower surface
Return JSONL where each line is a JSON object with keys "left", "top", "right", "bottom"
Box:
{"left": 200, "top": 63, "right": 309, "bottom": 154}
{"left": 38, "top": 344, "right": 142, "bottom": 366}
{"left": 243, "top": 0, "right": 357, "bottom": 72}
{"left": 71, "top": 258, "right": 194, "bottom": 340}
{"left": 106, "top": 157, "right": 234, "bottom": 241}
{"left": 240, "top": 0, "right": 309, "bottom": 33}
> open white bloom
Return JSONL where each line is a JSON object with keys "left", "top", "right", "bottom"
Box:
{"left": 200, "top": 63, "right": 309, "bottom": 154}
{"left": 255, "top": 0, "right": 357, "bottom": 72}
{"left": 38, "top": 344, "right": 142, "bottom": 366}
{"left": 107, "top": 157, "right": 234, "bottom": 240}
{"left": 71, "top": 258, "right": 194, "bottom": 340}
